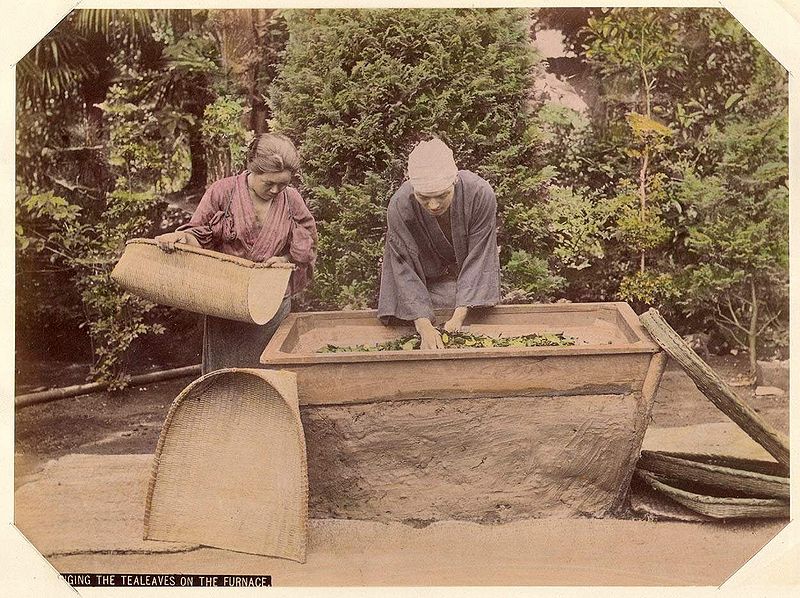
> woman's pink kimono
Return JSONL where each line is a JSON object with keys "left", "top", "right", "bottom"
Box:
{"left": 177, "top": 171, "right": 317, "bottom": 373}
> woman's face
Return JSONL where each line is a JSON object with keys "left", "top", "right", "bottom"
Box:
{"left": 249, "top": 170, "right": 293, "bottom": 201}
{"left": 413, "top": 185, "right": 455, "bottom": 216}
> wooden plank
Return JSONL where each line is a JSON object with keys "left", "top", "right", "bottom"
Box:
{"left": 638, "top": 451, "right": 789, "bottom": 500}
{"left": 639, "top": 309, "right": 789, "bottom": 470}
{"left": 610, "top": 350, "right": 668, "bottom": 512}
{"left": 286, "top": 353, "right": 652, "bottom": 406}
{"left": 614, "top": 302, "right": 650, "bottom": 343}
{"left": 635, "top": 470, "right": 789, "bottom": 519}
{"left": 287, "top": 302, "right": 624, "bottom": 321}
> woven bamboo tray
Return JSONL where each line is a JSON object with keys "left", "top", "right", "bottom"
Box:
{"left": 111, "top": 238, "right": 292, "bottom": 324}
{"left": 143, "top": 368, "right": 308, "bottom": 562}
{"left": 638, "top": 450, "right": 789, "bottom": 500}
{"left": 635, "top": 470, "right": 789, "bottom": 520}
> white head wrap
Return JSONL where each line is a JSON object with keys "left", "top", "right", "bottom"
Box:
{"left": 407, "top": 138, "right": 458, "bottom": 194}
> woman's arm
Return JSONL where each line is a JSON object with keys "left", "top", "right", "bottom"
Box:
{"left": 154, "top": 230, "right": 201, "bottom": 252}
{"left": 286, "top": 190, "right": 318, "bottom": 265}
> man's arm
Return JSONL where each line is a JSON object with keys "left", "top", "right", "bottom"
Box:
{"left": 453, "top": 182, "right": 501, "bottom": 314}
{"left": 414, "top": 317, "right": 444, "bottom": 349}
{"left": 443, "top": 306, "right": 469, "bottom": 332}
{"left": 378, "top": 199, "right": 436, "bottom": 324}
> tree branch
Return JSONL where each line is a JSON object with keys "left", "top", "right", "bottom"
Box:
{"left": 716, "top": 304, "right": 749, "bottom": 334}
{"left": 757, "top": 311, "right": 782, "bottom": 335}
{"left": 29, "top": 231, "right": 78, "bottom": 263}
{"left": 716, "top": 320, "right": 747, "bottom": 348}
{"left": 725, "top": 295, "right": 742, "bottom": 328}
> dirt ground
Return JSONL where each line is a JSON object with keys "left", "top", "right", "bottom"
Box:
{"left": 12, "top": 354, "right": 791, "bottom": 586}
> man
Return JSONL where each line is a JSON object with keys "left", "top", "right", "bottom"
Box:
{"left": 377, "top": 138, "right": 501, "bottom": 349}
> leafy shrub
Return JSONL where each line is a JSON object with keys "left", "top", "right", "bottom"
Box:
{"left": 201, "top": 95, "right": 253, "bottom": 180}
{"left": 501, "top": 250, "right": 565, "bottom": 302}
{"left": 17, "top": 71, "right": 194, "bottom": 386}
{"left": 97, "top": 82, "right": 193, "bottom": 194}
{"left": 16, "top": 188, "right": 166, "bottom": 387}
{"left": 270, "top": 8, "right": 557, "bottom": 308}
{"left": 546, "top": 186, "right": 610, "bottom": 271}
{"left": 617, "top": 270, "right": 677, "bottom": 308}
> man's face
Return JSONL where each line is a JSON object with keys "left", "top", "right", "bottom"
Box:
{"left": 413, "top": 185, "right": 455, "bottom": 216}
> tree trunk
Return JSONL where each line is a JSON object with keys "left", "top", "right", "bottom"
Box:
{"left": 186, "top": 124, "right": 208, "bottom": 189}
{"left": 249, "top": 9, "right": 270, "bottom": 133}
{"left": 638, "top": 59, "right": 651, "bottom": 274}
{"left": 638, "top": 148, "right": 649, "bottom": 273}
{"left": 748, "top": 279, "right": 760, "bottom": 383}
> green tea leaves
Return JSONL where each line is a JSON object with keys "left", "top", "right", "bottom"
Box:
{"left": 317, "top": 329, "right": 575, "bottom": 353}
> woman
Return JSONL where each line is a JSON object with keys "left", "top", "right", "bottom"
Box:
{"left": 155, "top": 133, "right": 317, "bottom": 374}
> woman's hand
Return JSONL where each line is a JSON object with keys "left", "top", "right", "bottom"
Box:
{"left": 155, "top": 231, "right": 198, "bottom": 252}
{"left": 414, "top": 317, "right": 444, "bottom": 350}
{"left": 264, "top": 255, "right": 294, "bottom": 269}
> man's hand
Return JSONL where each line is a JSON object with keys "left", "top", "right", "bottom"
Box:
{"left": 443, "top": 306, "right": 469, "bottom": 332}
{"left": 155, "top": 231, "right": 199, "bottom": 252}
{"left": 414, "top": 317, "right": 444, "bottom": 350}
{"left": 264, "top": 255, "right": 294, "bottom": 269}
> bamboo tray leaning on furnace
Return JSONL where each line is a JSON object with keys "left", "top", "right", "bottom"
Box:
{"left": 111, "top": 238, "right": 291, "bottom": 324}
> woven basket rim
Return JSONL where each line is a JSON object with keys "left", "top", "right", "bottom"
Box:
{"left": 127, "top": 237, "right": 286, "bottom": 270}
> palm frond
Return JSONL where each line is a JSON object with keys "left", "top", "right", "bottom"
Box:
{"left": 17, "top": 23, "right": 97, "bottom": 106}
{"left": 74, "top": 9, "right": 193, "bottom": 42}
{"left": 74, "top": 9, "right": 149, "bottom": 38}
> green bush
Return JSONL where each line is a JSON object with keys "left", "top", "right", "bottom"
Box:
{"left": 617, "top": 270, "right": 677, "bottom": 308}
{"left": 678, "top": 109, "right": 788, "bottom": 371}
{"left": 545, "top": 186, "right": 609, "bottom": 271}
{"left": 16, "top": 187, "right": 166, "bottom": 387}
{"left": 269, "top": 8, "right": 557, "bottom": 308}
{"left": 502, "top": 250, "right": 565, "bottom": 302}
{"left": 17, "top": 72, "right": 193, "bottom": 386}
{"left": 201, "top": 95, "right": 252, "bottom": 180}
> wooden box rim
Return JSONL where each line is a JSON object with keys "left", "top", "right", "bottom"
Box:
{"left": 261, "top": 302, "right": 658, "bottom": 365}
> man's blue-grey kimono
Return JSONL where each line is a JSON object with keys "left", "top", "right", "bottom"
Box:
{"left": 377, "top": 170, "right": 501, "bottom": 323}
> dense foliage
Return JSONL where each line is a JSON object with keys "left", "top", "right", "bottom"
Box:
{"left": 535, "top": 7, "right": 788, "bottom": 373}
{"left": 16, "top": 7, "right": 789, "bottom": 385}
{"left": 270, "top": 8, "right": 556, "bottom": 308}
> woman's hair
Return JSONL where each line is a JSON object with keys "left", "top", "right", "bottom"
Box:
{"left": 246, "top": 133, "right": 301, "bottom": 175}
